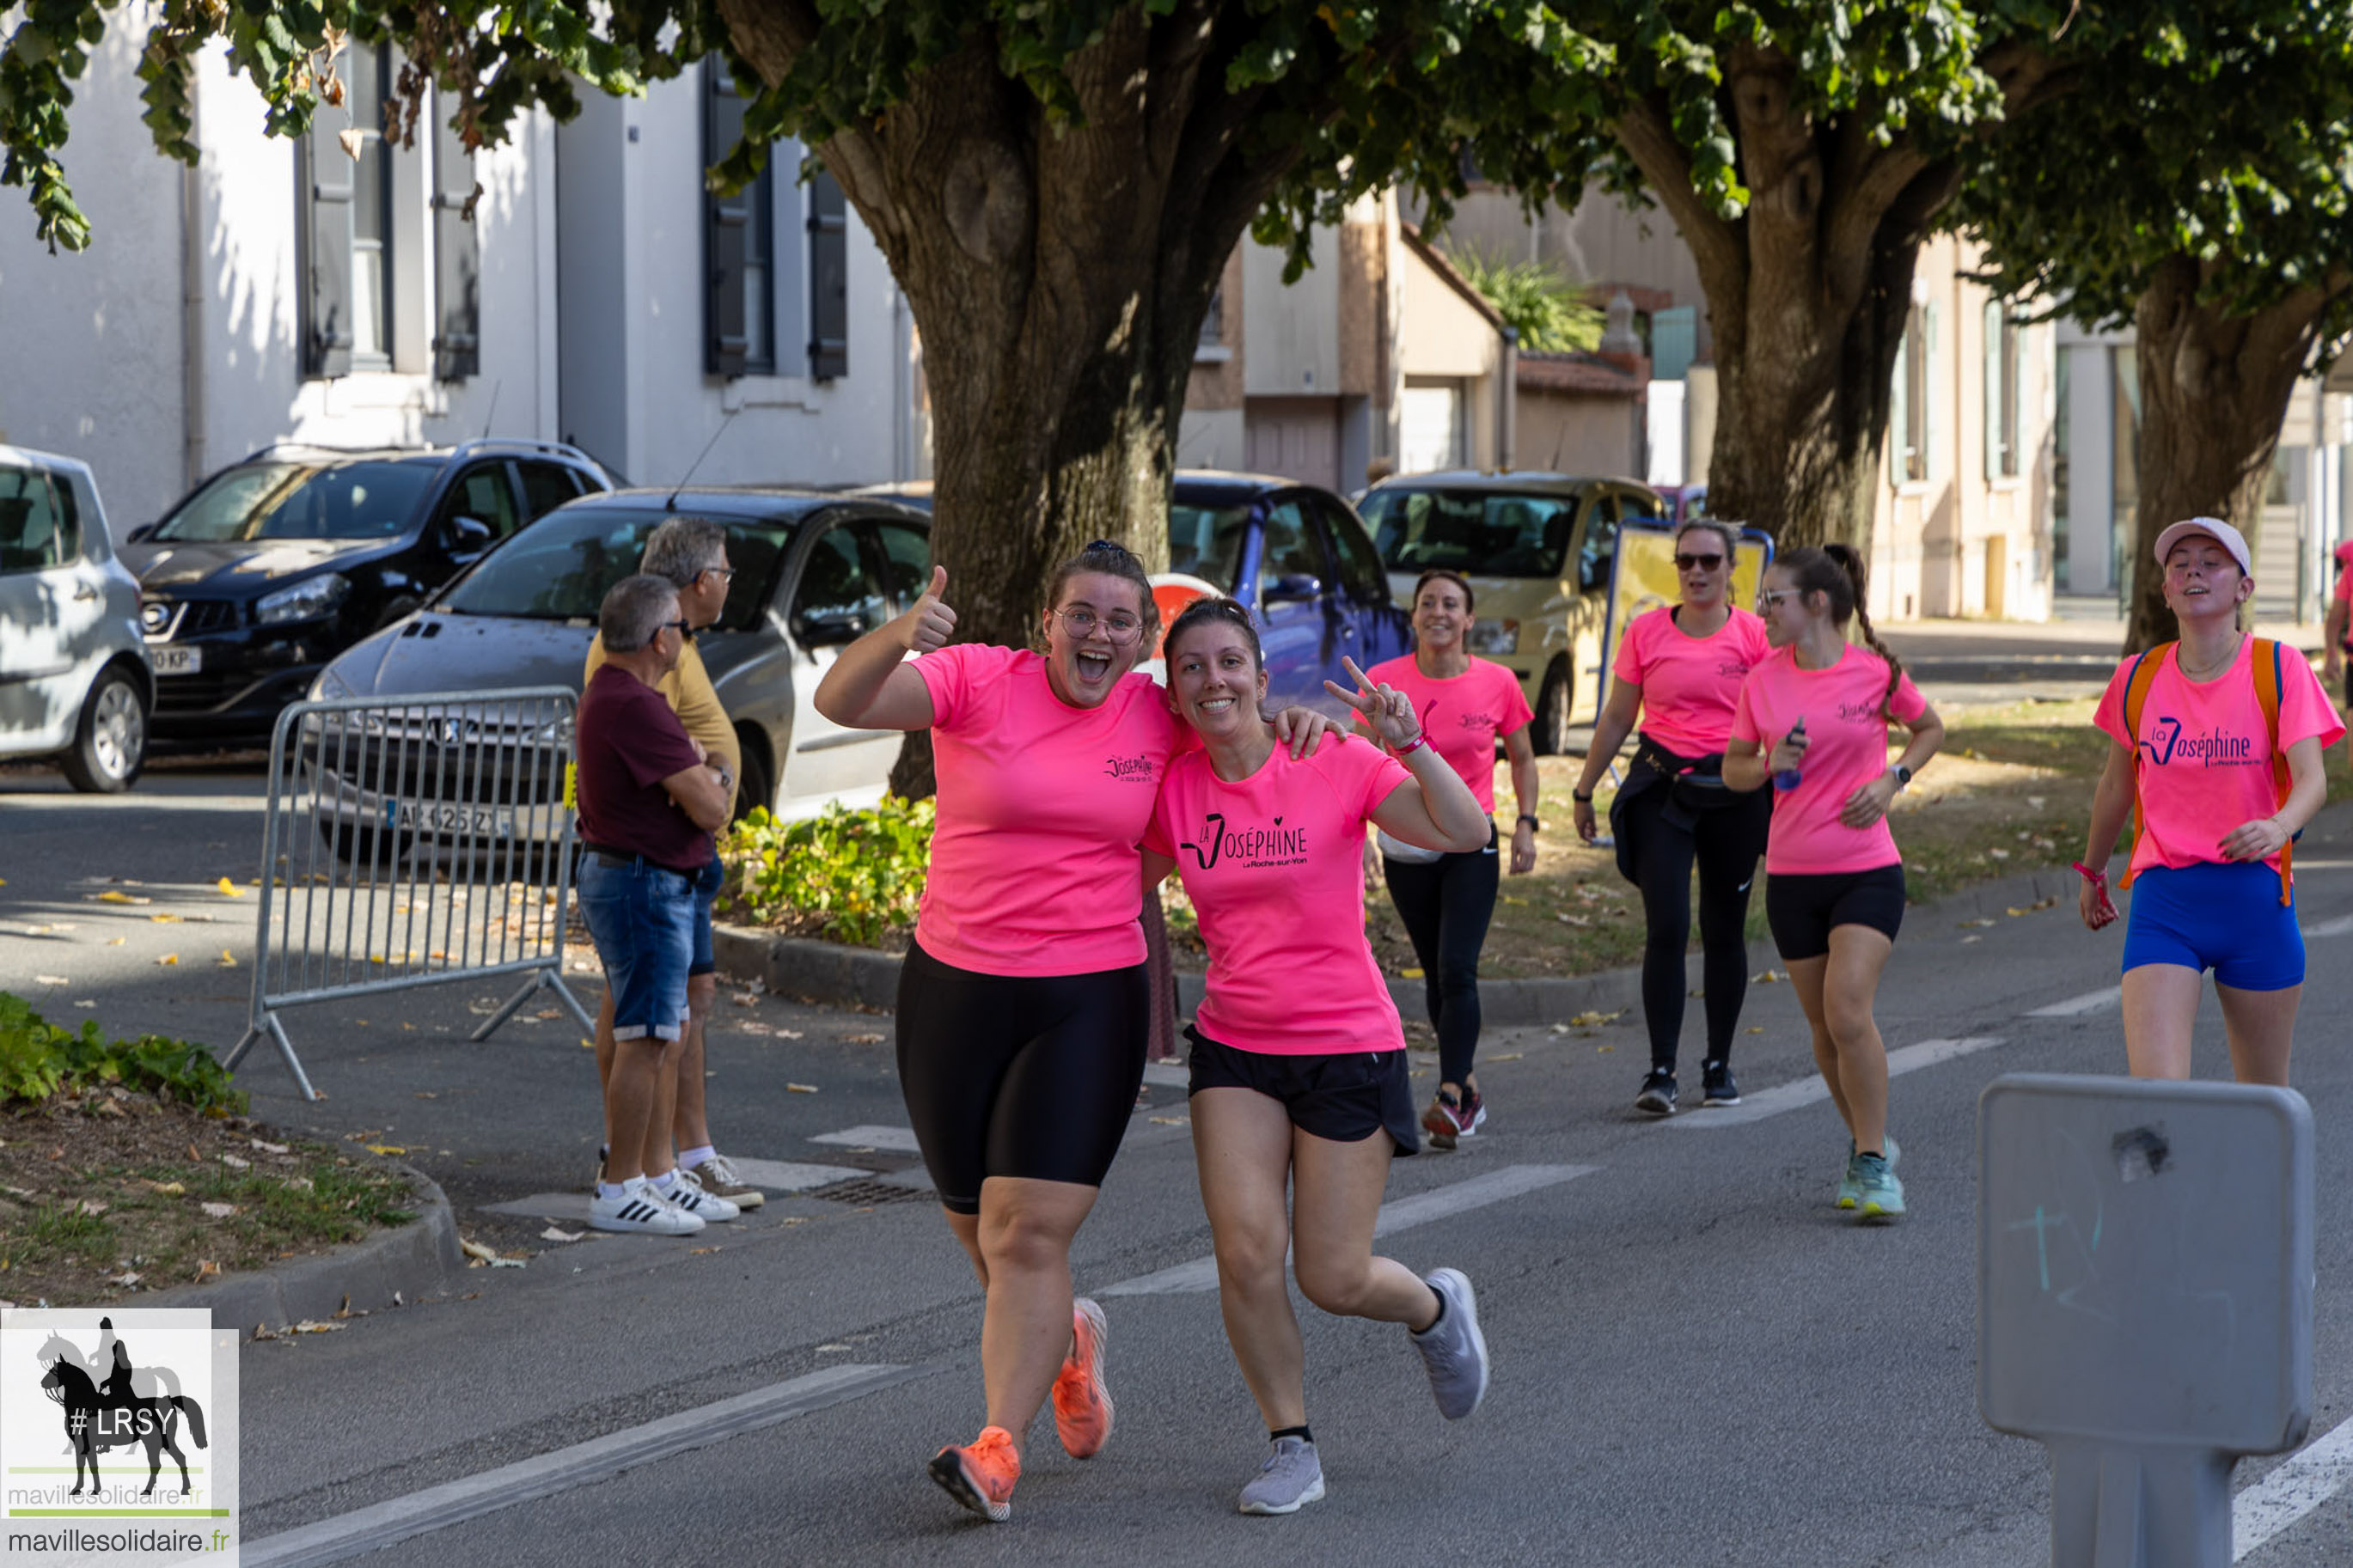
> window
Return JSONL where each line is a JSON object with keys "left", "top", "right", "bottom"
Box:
{"left": 1166, "top": 502, "right": 1252, "bottom": 586}
{"left": 807, "top": 167, "right": 848, "bottom": 381}
{"left": 1891, "top": 304, "right": 1928, "bottom": 485}
{"left": 871, "top": 520, "right": 931, "bottom": 611}
{"left": 1576, "top": 495, "right": 1620, "bottom": 591}
{"left": 791, "top": 526, "right": 884, "bottom": 644}
{"left": 1255, "top": 501, "right": 1325, "bottom": 588}
{"left": 0, "top": 465, "right": 76, "bottom": 574}
{"left": 1360, "top": 488, "right": 1578, "bottom": 578}
{"left": 432, "top": 102, "right": 480, "bottom": 381}
{"left": 704, "top": 61, "right": 776, "bottom": 377}
{"left": 296, "top": 44, "right": 394, "bottom": 378}
{"left": 1983, "top": 300, "right": 2020, "bottom": 480}
{"left": 439, "top": 464, "right": 520, "bottom": 541}
{"left": 1199, "top": 286, "right": 1225, "bottom": 351}
{"left": 1319, "top": 500, "right": 1391, "bottom": 605}
{"left": 516, "top": 462, "right": 585, "bottom": 522}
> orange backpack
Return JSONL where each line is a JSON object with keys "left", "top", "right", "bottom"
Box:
{"left": 2118, "top": 638, "right": 2292, "bottom": 905}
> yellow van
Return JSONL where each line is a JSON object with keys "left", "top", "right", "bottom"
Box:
{"left": 1359, "top": 472, "right": 1667, "bottom": 753}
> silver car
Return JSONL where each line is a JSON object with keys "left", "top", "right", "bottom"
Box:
{"left": 0, "top": 446, "right": 152, "bottom": 790}
{"left": 309, "top": 487, "right": 931, "bottom": 843}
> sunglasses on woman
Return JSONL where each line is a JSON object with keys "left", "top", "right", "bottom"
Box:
{"left": 1674, "top": 552, "right": 1726, "bottom": 570}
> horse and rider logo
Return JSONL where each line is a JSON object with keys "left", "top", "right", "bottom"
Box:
{"left": 34, "top": 1316, "right": 209, "bottom": 1498}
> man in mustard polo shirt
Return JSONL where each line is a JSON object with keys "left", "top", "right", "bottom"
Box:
{"left": 584, "top": 516, "right": 765, "bottom": 1210}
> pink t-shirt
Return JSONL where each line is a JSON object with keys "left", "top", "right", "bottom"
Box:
{"left": 1612, "top": 605, "right": 1770, "bottom": 758}
{"left": 1730, "top": 644, "right": 1928, "bottom": 876}
{"left": 1145, "top": 735, "right": 1412, "bottom": 1055}
{"left": 1359, "top": 656, "right": 1531, "bottom": 813}
{"left": 914, "top": 644, "right": 1182, "bottom": 976}
{"left": 2093, "top": 639, "right": 2343, "bottom": 881}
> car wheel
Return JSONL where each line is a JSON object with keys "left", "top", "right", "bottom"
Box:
{"left": 731, "top": 730, "right": 773, "bottom": 824}
{"left": 61, "top": 668, "right": 149, "bottom": 793}
{"left": 1534, "top": 658, "right": 1575, "bottom": 756}
{"left": 374, "top": 597, "right": 421, "bottom": 632}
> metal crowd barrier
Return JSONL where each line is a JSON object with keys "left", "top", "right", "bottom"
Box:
{"left": 224, "top": 686, "right": 596, "bottom": 1099}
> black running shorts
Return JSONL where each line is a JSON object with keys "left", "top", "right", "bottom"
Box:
{"left": 1763, "top": 863, "right": 1908, "bottom": 961}
{"left": 895, "top": 941, "right": 1150, "bottom": 1215}
{"left": 1186, "top": 1027, "right": 1420, "bottom": 1156}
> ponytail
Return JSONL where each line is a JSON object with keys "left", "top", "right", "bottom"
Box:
{"left": 1782, "top": 543, "right": 1905, "bottom": 718}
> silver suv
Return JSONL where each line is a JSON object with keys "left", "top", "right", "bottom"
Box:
{"left": 0, "top": 447, "right": 152, "bottom": 790}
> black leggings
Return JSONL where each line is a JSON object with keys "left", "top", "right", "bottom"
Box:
{"left": 1382, "top": 824, "right": 1500, "bottom": 1088}
{"left": 1622, "top": 785, "right": 1769, "bottom": 1071}
{"left": 895, "top": 941, "right": 1150, "bottom": 1214}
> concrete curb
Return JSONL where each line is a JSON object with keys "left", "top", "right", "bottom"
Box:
{"left": 714, "top": 860, "right": 2088, "bottom": 1029}
{"left": 134, "top": 1161, "right": 464, "bottom": 1331}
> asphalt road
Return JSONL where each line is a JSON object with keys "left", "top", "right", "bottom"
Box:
{"left": 4, "top": 624, "right": 2351, "bottom": 1566}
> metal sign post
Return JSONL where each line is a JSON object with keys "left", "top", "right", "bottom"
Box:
{"left": 1978, "top": 1073, "right": 2313, "bottom": 1567}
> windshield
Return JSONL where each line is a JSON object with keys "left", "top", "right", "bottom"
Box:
{"left": 1360, "top": 489, "right": 1581, "bottom": 578}
{"left": 153, "top": 461, "right": 437, "bottom": 543}
{"left": 437, "top": 507, "right": 798, "bottom": 631}
{"left": 1167, "top": 502, "right": 1251, "bottom": 588}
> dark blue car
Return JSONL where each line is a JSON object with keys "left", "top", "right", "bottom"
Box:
{"left": 1162, "top": 471, "right": 1412, "bottom": 713}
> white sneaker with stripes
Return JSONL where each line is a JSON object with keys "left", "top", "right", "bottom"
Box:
{"left": 589, "top": 1175, "right": 706, "bottom": 1235}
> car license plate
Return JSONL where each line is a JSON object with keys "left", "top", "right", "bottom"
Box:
{"left": 150, "top": 646, "right": 201, "bottom": 675}
{"left": 394, "top": 800, "right": 518, "bottom": 839}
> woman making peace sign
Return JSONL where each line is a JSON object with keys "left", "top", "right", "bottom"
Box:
{"left": 1142, "top": 599, "right": 1494, "bottom": 1516}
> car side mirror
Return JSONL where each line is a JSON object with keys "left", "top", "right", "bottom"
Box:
{"left": 449, "top": 515, "right": 496, "bottom": 547}
{"left": 125, "top": 523, "right": 156, "bottom": 544}
{"left": 794, "top": 607, "right": 869, "bottom": 648}
{"left": 1580, "top": 553, "right": 1611, "bottom": 592}
{"left": 1263, "top": 573, "right": 1321, "bottom": 603}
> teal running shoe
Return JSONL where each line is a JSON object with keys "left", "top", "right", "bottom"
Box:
{"left": 1854, "top": 1152, "right": 1905, "bottom": 1222}
{"left": 1836, "top": 1142, "right": 1862, "bottom": 1210}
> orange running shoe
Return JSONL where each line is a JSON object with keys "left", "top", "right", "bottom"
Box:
{"left": 929, "top": 1426, "right": 1019, "bottom": 1522}
{"left": 1051, "top": 1297, "right": 1115, "bottom": 1459}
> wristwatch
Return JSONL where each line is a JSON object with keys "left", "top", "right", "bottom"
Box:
{"left": 1889, "top": 763, "right": 1913, "bottom": 788}
{"left": 1517, "top": 813, "right": 1542, "bottom": 831}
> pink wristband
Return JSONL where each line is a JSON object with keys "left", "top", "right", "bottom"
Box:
{"left": 2070, "top": 860, "right": 2107, "bottom": 883}
{"left": 1392, "top": 734, "right": 1429, "bottom": 759}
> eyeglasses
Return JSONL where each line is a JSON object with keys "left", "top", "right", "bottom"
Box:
{"left": 661, "top": 619, "right": 692, "bottom": 637}
{"left": 1674, "top": 553, "right": 1726, "bottom": 570}
{"left": 699, "top": 566, "right": 736, "bottom": 583}
{"left": 1757, "top": 589, "right": 1796, "bottom": 610}
{"left": 1052, "top": 607, "right": 1146, "bottom": 644}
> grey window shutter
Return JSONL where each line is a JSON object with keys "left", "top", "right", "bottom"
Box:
{"left": 300, "top": 126, "right": 355, "bottom": 378}
{"left": 432, "top": 114, "right": 480, "bottom": 381}
{"left": 808, "top": 168, "right": 847, "bottom": 381}
{"left": 704, "top": 64, "right": 751, "bottom": 378}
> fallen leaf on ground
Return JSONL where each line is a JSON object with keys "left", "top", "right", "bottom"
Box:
{"left": 77, "top": 1199, "right": 107, "bottom": 1216}
{"left": 540, "top": 1227, "right": 584, "bottom": 1242}
{"left": 219, "top": 1153, "right": 249, "bottom": 1168}
{"left": 1556, "top": 913, "right": 1592, "bottom": 927}
{"left": 413, "top": 1091, "right": 437, "bottom": 1100}
{"left": 1489, "top": 1052, "right": 1525, "bottom": 1063}
{"left": 150, "top": 912, "right": 182, "bottom": 924}
{"left": 1148, "top": 1115, "right": 1189, "bottom": 1126}
{"left": 1988, "top": 847, "right": 2011, "bottom": 860}
{"left": 689, "top": 1246, "right": 722, "bottom": 1256}
{"left": 844, "top": 1032, "right": 884, "bottom": 1045}
{"left": 107, "top": 1271, "right": 141, "bottom": 1287}
{"left": 250, "top": 1138, "right": 289, "bottom": 1154}
{"left": 1959, "top": 918, "right": 1997, "bottom": 928}
{"left": 199, "top": 1202, "right": 237, "bottom": 1218}
{"left": 786, "top": 1083, "right": 820, "bottom": 1094}
{"left": 364, "top": 1144, "right": 407, "bottom": 1156}
{"left": 156, "top": 954, "right": 178, "bottom": 967}
{"left": 217, "top": 877, "right": 243, "bottom": 898}
{"left": 1549, "top": 1023, "right": 1569, "bottom": 1034}
{"left": 1567, "top": 1009, "right": 1624, "bottom": 1027}
{"left": 191, "top": 1261, "right": 220, "bottom": 1283}
{"left": 1750, "top": 968, "right": 1787, "bottom": 984}
{"left": 1596, "top": 1044, "right": 1616, "bottom": 1053}
{"left": 1746, "top": 1026, "right": 1764, "bottom": 1034}
{"left": 218, "top": 950, "right": 237, "bottom": 967}
{"left": 1398, "top": 967, "right": 1424, "bottom": 979}
{"left": 72, "top": 999, "right": 95, "bottom": 1008}
{"left": 107, "top": 938, "right": 124, "bottom": 947}
{"left": 579, "top": 1038, "right": 595, "bottom": 1050}
{"left": 92, "top": 890, "right": 147, "bottom": 905}
{"left": 144, "top": 1181, "right": 186, "bottom": 1196}
{"left": 460, "top": 1239, "right": 498, "bottom": 1266}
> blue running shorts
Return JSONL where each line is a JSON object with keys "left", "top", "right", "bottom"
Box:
{"left": 576, "top": 852, "right": 697, "bottom": 1040}
{"left": 2121, "top": 860, "right": 2303, "bottom": 992}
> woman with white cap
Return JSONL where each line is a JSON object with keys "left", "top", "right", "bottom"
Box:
{"left": 2075, "top": 517, "right": 2342, "bottom": 1084}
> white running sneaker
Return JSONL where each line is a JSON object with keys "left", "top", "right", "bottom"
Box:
{"left": 589, "top": 1176, "right": 705, "bottom": 1235}
{"left": 660, "top": 1168, "right": 740, "bottom": 1223}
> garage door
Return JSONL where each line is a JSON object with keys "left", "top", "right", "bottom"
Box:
{"left": 1401, "top": 381, "right": 1464, "bottom": 474}
{"left": 1244, "top": 398, "right": 1342, "bottom": 491}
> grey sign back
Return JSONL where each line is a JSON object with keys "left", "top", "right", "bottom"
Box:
{"left": 1978, "top": 1072, "right": 2313, "bottom": 1454}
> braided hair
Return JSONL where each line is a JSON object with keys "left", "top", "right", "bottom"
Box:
{"left": 1776, "top": 543, "right": 1905, "bottom": 718}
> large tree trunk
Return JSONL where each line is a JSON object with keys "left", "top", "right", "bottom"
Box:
{"left": 2124, "top": 257, "right": 2342, "bottom": 653}
{"left": 1610, "top": 44, "right": 2057, "bottom": 558}
{"left": 717, "top": 4, "right": 1306, "bottom": 796}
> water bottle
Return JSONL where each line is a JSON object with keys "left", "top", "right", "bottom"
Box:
{"left": 1774, "top": 717, "right": 1806, "bottom": 792}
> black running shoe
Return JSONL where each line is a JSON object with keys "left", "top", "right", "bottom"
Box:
{"left": 1635, "top": 1068, "right": 1678, "bottom": 1116}
{"left": 1702, "top": 1060, "right": 1741, "bottom": 1107}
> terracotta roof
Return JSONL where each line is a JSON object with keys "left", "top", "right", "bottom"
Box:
{"left": 1517, "top": 350, "right": 1646, "bottom": 397}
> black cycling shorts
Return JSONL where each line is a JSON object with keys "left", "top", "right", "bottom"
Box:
{"left": 1186, "top": 1027, "right": 1420, "bottom": 1156}
{"left": 895, "top": 941, "right": 1150, "bottom": 1215}
{"left": 1764, "top": 864, "right": 1908, "bottom": 961}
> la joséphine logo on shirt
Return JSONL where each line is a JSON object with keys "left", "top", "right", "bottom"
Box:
{"left": 2141, "top": 715, "right": 2257, "bottom": 768}
{"left": 1178, "top": 812, "right": 1310, "bottom": 870}
{"left": 1102, "top": 753, "right": 1157, "bottom": 783}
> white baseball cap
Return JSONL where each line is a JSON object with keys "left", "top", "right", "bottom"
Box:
{"left": 2153, "top": 516, "right": 2252, "bottom": 575}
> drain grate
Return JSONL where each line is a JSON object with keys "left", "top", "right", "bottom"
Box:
{"left": 809, "top": 1176, "right": 934, "bottom": 1206}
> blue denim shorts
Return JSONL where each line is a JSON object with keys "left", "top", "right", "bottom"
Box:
{"left": 576, "top": 853, "right": 696, "bottom": 1040}
{"left": 2122, "top": 860, "right": 2304, "bottom": 992}
{"left": 690, "top": 847, "right": 725, "bottom": 977}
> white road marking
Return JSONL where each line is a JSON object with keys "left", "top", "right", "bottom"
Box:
{"left": 2025, "top": 986, "right": 2123, "bottom": 1018}
{"left": 725, "top": 1158, "right": 869, "bottom": 1192}
{"left": 1668, "top": 1039, "right": 2006, "bottom": 1129}
{"left": 809, "top": 1125, "right": 921, "bottom": 1153}
{"left": 242, "top": 1364, "right": 921, "bottom": 1568}
{"left": 1097, "top": 1163, "right": 1597, "bottom": 1296}
{"left": 2234, "top": 1417, "right": 2353, "bottom": 1560}
{"left": 2301, "top": 914, "right": 2353, "bottom": 938}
